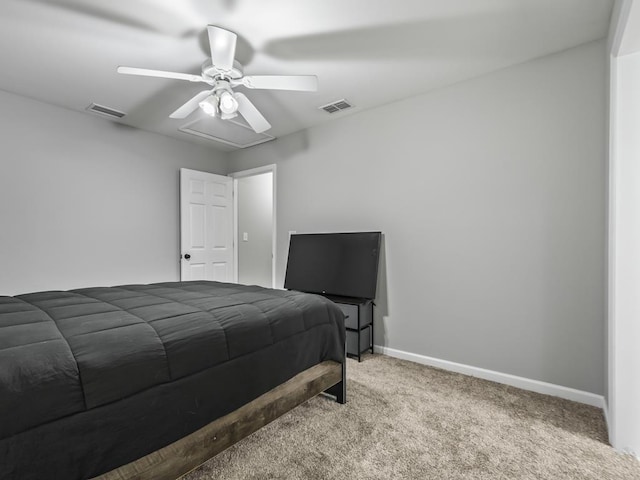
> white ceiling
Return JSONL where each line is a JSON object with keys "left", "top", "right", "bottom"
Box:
{"left": 0, "top": 0, "right": 613, "bottom": 151}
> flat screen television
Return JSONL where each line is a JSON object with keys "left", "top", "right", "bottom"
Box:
{"left": 284, "top": 232, "right": 381, "bottom": 300}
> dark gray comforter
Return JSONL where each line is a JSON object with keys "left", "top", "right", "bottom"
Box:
{"left": 0, "top": 281, "right": 345, "bottom": 479}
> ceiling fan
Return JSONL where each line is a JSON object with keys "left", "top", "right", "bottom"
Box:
{"left": 117, "top": 25, "right": 319, "bottom": 133}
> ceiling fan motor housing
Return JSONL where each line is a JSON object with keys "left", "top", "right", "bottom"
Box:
{"left": 201, "top": 59, "right": 243, "bottom": 82}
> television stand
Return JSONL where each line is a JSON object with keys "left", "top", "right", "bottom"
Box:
{"left": 323, "top": 295, "right": 374, "bottom": 362}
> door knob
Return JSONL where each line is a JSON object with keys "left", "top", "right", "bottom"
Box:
{"left": 183, "top": 254, "right": 191, "bottom": 260}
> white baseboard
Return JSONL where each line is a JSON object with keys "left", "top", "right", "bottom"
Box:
{"left": 374, "top": 345, "right": 605, "bottom": 409}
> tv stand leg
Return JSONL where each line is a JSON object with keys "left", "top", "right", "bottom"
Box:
{"left": 370, "top": 301, "right": 375, "bottom": 354}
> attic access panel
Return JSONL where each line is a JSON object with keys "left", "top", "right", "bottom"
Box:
{"left": 179, "top": 116, "right": 275, "bottom": 149}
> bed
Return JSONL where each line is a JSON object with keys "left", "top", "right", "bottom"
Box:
{"left": 0, "top": 281, "right": 346, "bottom": 480}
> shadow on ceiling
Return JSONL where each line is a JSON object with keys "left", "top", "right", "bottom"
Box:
{"left": 262, "top": 10, "right": 528, "bottom": 61}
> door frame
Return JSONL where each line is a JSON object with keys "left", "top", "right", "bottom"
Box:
{"left": 228, "top": 164, "right": 277, "bottom": 288}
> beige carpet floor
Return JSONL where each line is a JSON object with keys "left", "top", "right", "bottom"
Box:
{"left": 184, "top": 355, "right": 640, "bottom": 480}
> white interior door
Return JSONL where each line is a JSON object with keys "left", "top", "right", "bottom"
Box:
{"left": 180, "top": 168, "right": 234, "bottom": 282}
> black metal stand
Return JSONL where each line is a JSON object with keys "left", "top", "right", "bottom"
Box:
{"left": 345, "top": 301, "right": 374, "bottom": 361}
{"left": 337, "top": 297, "right": 373, "bottom": 362}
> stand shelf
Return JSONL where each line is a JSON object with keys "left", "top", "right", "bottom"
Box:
{"left": 324, "top": 295, "right": 374, "bottom": 362}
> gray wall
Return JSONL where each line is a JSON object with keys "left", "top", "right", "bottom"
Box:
{"left": 237, "top": 172, "right": 273, "bottom": 287}
{"left": 0, "top": 90, "right": 227, "bottom": 295}
{"left": 229, "top": 41, "right": 607, "bottom": 394}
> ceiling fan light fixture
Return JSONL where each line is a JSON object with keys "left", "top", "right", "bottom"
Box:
{"left": 199, "top": 95, "right": 218, "bottom": 116}
{"left": 118, "top": 26, "right": 316, "bottom": 133}
{"left": 218, "top": 91, "right": 239, "bottom": 115}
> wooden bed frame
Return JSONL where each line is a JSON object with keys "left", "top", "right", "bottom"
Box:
{"left": 93, "top": 360, "right": 345, "bottom": 480}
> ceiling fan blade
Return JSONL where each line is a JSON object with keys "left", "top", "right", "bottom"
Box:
{"left": 207, "top": 25, "right": 237, "bottom": 72}
{"left": 169, "top": 90, "right": 212, "bottom": 119}
{"left": 117, "top": 66, "right": 204, "bottom": 83}
{"left": 26, "top": 0, "right": 205, "bottom": 37}
{"left": 239, "top": 75, "right": 318, "bottom": 92}
{"left": 234, "top": 93, "right": 271, "bottom": 133}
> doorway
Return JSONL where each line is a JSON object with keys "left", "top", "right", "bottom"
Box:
{"left": 231, "top": 165, "right": 276, "bottom": 288}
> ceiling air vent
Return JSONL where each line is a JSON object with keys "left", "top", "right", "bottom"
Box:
{"left": 319, "top": 99, "right": 353, "bottom": 114}
{"left": 86, "top": 103, "right": 126, "bottom": 119}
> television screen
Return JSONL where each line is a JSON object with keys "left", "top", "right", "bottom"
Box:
{"left": 284, "top": 232, "right": 381, "bottom": 299}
